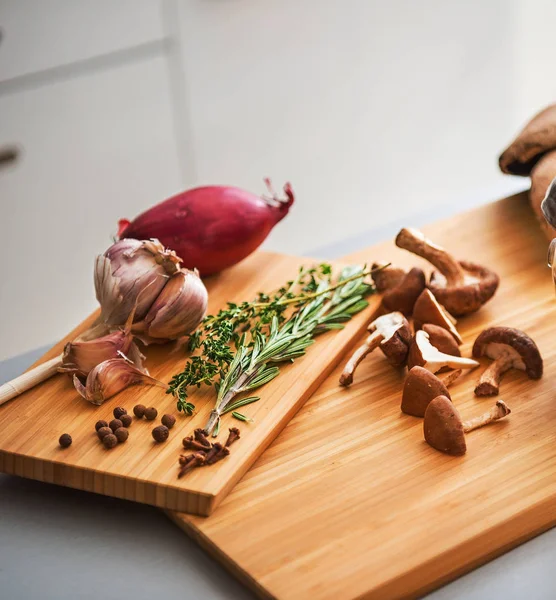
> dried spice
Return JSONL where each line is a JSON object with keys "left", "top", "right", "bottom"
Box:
{"left": 144, "top": 407, "right": 158, "bottom": 421}
{"left": 113, "top": 407, "right": 127, "bottom": 419}
{"left": 119, "top": 414, "right": 132, "bottom": 428}
{"left": 59, "top": 433, "right": 72, "bottom": 448}
{"left": 114, "top": 427, "right": 129, "bottom": 443}
{"left": 109, "top": 419, "right": 123, "bottom": 432}
{"left": 177, "top": 428, "right": 240, "bottom": 478}
{"left": 133, "top": 404, "right": 146, "bottom": 418}
{"left": 97, "top": 426, "right": 112, "bottom": 440}
{"left": 102, "top": 433, "right": 118, "bottom": 449}
{"left": 95, "top": 420, "right": 108, "bottom": 432}
{"left": 225, "top": 427, "right": 240, "bottom": 447}
{"left": 152, "top": 425, "right": 169, "bottom": 443}
{"left": 161, "top": 414, "right": 176, "bottom": 429}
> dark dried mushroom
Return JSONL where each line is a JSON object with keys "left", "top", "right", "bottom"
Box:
{"left": 380, "top": 267, "right": 426, "bottom": 316}
{"left": 424, "top": 395, "right": 511, "bottom": 455}
{"left": 407, "top": 331, "right": 479, "bottom": 374}
{"left": 413, "top": 289, "right": 462, "bottom": 344}
{"left": 371, "top": 263, "right": 407, "bottom": 292}
{"left": 472, "top": 326, "right": 543, "bottom": 396}
{"left": 396, "top": 227, "right": 499, "bottom": 316}
{"left": 401, "top": 366, "right": 461, "bottom": 417}
{"left": 339, "top": 312, "right": 411, "bottom": 386}
{"left": 422, "top": 324, "right": 461, "bottom": 357}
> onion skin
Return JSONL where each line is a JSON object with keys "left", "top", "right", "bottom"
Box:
{"left": 117, "top": 181, "right": 294, "bottom": 276}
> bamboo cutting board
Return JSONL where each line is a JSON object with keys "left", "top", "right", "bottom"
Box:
{"left": 0, "top": 252, "right": 377, "bottom": 515}
{"left": 170, "top": 192, "right": 556, "bottom": 599}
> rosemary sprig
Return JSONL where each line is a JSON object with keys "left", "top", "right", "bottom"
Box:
{"left": 202, "top": 265, "right": 373, "bottom": 435}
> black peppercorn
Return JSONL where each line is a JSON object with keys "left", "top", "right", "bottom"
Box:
{"left": 59, "top": 433, "right": 72, "bottom": 448}
{"left": 95, "top": 420, "right": 108, "bottom": 432}
{"left": 97, "top": 426, "right": 112, "bottom": 440}
{"left": 119, "top": 414, "right": 132, "bottom": 428}
{"left": 113, "top": 407, "right": 127, "bottom": 419}
{"left": 144, "top": 407, "right": 158, "bottom": 421}
{"left": 102, "top": 433, "right": 118, "bottom": 449}
{"left": 133, "top": 404, "right": 146, "bottom": 418}
{"left": 161, "top": 414, "right": 176, "bottom": 429}
{"left": 114, "top": 427, "right": 129, "bottom": 443}
{"left": 109, "top": 419, "right": 123, "bottom": 432}
{"left": 152, "top": 425, "right": 169, "bottom": 443}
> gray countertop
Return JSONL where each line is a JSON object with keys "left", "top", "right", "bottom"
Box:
{"left": 1, "top": 199, "right": 555, "bottom": 600}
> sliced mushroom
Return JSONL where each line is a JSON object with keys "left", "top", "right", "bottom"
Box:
{"left": 371, "top": 263, "right": 407, "bottom": 292}
{"left": 401, "top": 366, "right": 462, "bottom": 417}
{"left": 413, "top": 289, "right": 462, "bottom": 344}
{"left": 339, "top": 312, "right": 411, "bottom": 386}
{"left": 395, "top": 227, "right": 499, "bottom": 316}
{"left": 422, "top": 324, "right": 461, "bottom": 357}
{"left": 472, "top": 326, "right": 543, "bottom": 396}
{"left": 380, "top": 267, "right": 426, "bottom": 316}
{"left": 407, "top": 330, "right": 479, "bottom": 374}
{"left": 424, "top": 395, "right": 511, "bottom": 455}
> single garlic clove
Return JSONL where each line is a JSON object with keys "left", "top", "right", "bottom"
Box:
{"left": 133, "top": 269, "right": 208, "bottom": 343}
{"left": 73, "top": 355, "right": 166, "bottom": 405}
{"left": 95, "top": 238, "right": 182, "bottom": 326}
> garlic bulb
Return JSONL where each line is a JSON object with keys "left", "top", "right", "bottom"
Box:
{"left": 73, "top": 354, "right": 165, "bottom": 405}
{"left": 133, "top": 269, "right": 208, "bottom": 343}
{"left": 95, "top": 238, "right": 181, "bottom": 326}
{"left": 95, "top": 238, "right": 208, "bottom": 343}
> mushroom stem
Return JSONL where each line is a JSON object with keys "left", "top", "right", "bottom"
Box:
{"left": 474, "top": 354, "right": 515, "bottom": 396}
{"left": 439, "top": 369, "right": 462, "bottom": 387}
{"left": 395, "top": 228, "right": 466, "bottom": 286}
{"left": 462, "top": 400, "right": 511, "bottom": 433}
{"left": 339, "top": 331, "right": 383, "bottom": 386}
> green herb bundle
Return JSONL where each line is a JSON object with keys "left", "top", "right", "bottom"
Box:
{"left": 168, "top": 263, "right": 377, "bottom": 434}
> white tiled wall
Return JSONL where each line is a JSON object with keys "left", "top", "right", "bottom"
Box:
{"left": 0, "top": 0, "right": 553, "bottom": 360}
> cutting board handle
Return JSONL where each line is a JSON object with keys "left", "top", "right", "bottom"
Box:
{"left": 0, "top": 355, "right": 62, "bottom": 406}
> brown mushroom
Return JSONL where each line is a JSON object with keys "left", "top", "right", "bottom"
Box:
{"left": 472, "top": 326, "right": 543, "bottom": 396}
{"left": 401, "top": 366, "right": 462, "bottom": 417}
{"left": 395, "top": 227, "right": 499, "bottom": 316}
{"left": 424, "top": 395, "right": 511, "bottom": 455}
{"left": 413, "top": 289, "right": 462, "bottom": 344}
{"left": 422, "top": 323, "right": 461, "bottom": 357}
{"left": 339, "top": 312, "right": 411, "bottom": 386}
{"left": 380, "top": 267, "right": 426, "bottom": 316}
{"left": 407, "top": 330, "right": 479, "bottom": 374}
{"left": 371, "top": 263, "right": 407, "bottom": 292}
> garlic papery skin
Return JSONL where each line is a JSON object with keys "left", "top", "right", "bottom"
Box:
{"left": 73, "top": 355, "right": 166, "bottom": 405}
{"left": 133, "top": 269, "right": 208, "bottom": 343}
{"left": 95, "top": 238, "right": 182, "bottom": 327}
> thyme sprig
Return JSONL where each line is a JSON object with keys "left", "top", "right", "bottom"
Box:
{"left": 168, "top": 263, "right": 382, "bottom": 423}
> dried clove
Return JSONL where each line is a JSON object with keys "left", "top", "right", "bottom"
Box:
{"left": 206, "top": 445, "right": 230, "bottom": 465}
{"left": 182, "top": 436, "right": 210, "bottom": 452}
{"left": 178, "top": 452, "right": 206, "bottom": 478}
{"left": 193, "top": 428, "right": 211, "bottom": 448}
{"left": 225, "top": 427, "right": 241, "bottom": 447}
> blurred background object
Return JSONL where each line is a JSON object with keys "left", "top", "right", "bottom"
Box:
{"left": 1, "top": 0, "right": 555, "bottom": 360}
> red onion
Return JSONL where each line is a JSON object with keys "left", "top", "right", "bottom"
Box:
{"left": 117, "top": 179, "right": 294, "bottom": 276}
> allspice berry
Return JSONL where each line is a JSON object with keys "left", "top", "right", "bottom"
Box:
{"left": 144, "top": 407, "right": 158, "bottom": 421}
{"left": 95, "top": 420, "right": 108, "bottom": 432}
{"left": 59, "top": 433, "right": 72, "bottom": 448}
{"left": 133, "top": 404, "right": 146, "bottom": 419}
{"left": 119, "top": 414, "right": 132, "bottom": 428}
{"left": 161, "top": 414, "right": 176, "bottom": 429}
{"left": 114, "top": 427, "right": 129, "bottom": 444}
{"left": 109, "top": 419, "right": 123, "bottom": 432}
{"left": 102, "top": 433, "right": 118, "bottom": 449}
{"left": 97, "top": 426, "right": 112, "bottom": 441}
{"left": 113, "top": 407, "right": 127, "bottom": 419}
{"left": 152, "top": 425, "right": 169, "bottom": 443}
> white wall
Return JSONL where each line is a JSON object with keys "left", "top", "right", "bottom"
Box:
{"left": 0, "top": 0, "right": 550, "bottom": 359}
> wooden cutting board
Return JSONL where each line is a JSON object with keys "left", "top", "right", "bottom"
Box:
{"left": 0, "top": 252, "right": 377, "bottom": 516}
{"left": 170, "top": 192, "right": 556, "bottom": 599}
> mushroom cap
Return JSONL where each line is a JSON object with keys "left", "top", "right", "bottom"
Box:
{"left": 370, "top": 312, "right": 412, "bottom": 367}
{"left": 408, "top": 330, "right": 479, "bottom": 373}
{"left": 382, "top": 267, "right": 426, "bottom": 316}
{"left": 422, "top": 324, "right": 461, "bottom": 358}
{"left": 413, "top": 289, "right": 462, "bottom": 344}
{"left": 371, "top": 263, "right": 406, "bottom": 293}
{"left": 429, "top": 260, "right": 500, "bottom": 316}
{"left": 401, "top": 366, "right": 451, "bottom": 417}
{"left": 472, "top": 326, "right": 543, "bottom": 379}
{"left": 424, "top": 395, "right": 466, "bottom": 456}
